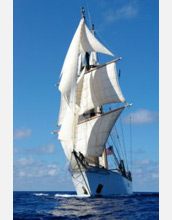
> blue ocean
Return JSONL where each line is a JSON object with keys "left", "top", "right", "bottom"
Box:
{"left": 13, "top": 191, "right": 159, "bottom": 220}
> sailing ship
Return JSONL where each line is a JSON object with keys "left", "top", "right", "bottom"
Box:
{"left": 55, "top": 7, "right": 132, "bottom": 197}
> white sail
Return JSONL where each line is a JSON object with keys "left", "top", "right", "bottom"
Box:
{"left": 76, "top": 62, "right": 125, "bottom": 114}
{"left": 80, "top": 23, "right": 114, "bottom": 56}
{"left": 57, "top": 94, "right": 68, "bottom": 126}
{"left": 90, "top": 51, "right": 99, "bottom": 66}
{"left": 58, "top": 68, "right": 85, "bottom": 127}
{"left": 60, "top": 140, "right": 73, "bottom": 162}
{"left": 59, "top": 18, "right": 84, "bottom": 107}
{"left": 58, "top": 106, "right": 79, "bottom": 160}
{"left": 99, "top": 150, "right": 107, "bottom": 168}
{"left": 77, "top": 53, "right": 85, "bottom": 76}
{"left": 74, "top": 108, "right": 124, "bottom": 157}
{"left": 58, "top": 107, "right": 74, "bottom": 142}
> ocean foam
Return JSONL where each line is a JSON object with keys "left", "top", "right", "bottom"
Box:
{"left": 54, "top": 194, "right": 90, "bottom": 198}
{"left": 33, "top": 193, "right": 49, "bottom": 196}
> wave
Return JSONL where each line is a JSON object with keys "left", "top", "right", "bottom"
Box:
{"left": 133, "top": 192, "right": 159, "bottom": 197}
{"left": 33, "top": 193, "right": 49, "bottom": 196}
{"left": 54, "top": 194, "right": 90, "bottom": 198}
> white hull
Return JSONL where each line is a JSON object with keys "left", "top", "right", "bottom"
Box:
{"left": 71, "top": 167, "right": 132, "bottom": 197}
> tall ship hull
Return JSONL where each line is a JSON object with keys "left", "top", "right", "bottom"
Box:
{"left": 72, "top": 169, "right": 132, "bottom": 197}
{"left": 54, "top": 7, "right": 133, "bottom": 197}
{"left": 69, "top": 148, "right": 132, "bottom": 197}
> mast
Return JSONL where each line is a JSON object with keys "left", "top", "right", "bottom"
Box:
{"left": 92, "top": 24, "right": 95, "bottom": 33}
{"left": 81, "top": 7, "right": 91, "bottom": 71}
{"left": 89, "top": 24, "right": 99, "bottom": 68}
{"left": 72, "top": 7, "right": 86, "bottom": 149}
{"left": 85, "top": 57, "right": 122, "bottom": 74}
{"left": 81, "top": 6, "right": 85, "bottom": 19}
{"left": 104, "top": 148, "right": 108, "bottom": 169}
{"left": 78, "top": 104, "right": 131, "bottom": 124}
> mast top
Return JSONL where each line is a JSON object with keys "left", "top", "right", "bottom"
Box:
{"left": 92, "top": 24, "right": 95, "bottom": 34}
{"left": 81, "top": 7, "right": 85, "bottom": 19}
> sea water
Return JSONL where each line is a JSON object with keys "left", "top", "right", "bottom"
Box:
{"left": 13, "top": 191, "right": 159, "bottom": 220}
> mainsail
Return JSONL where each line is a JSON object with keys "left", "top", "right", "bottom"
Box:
{"left": 57, "top": 15, "right": 127, "bottom": 162}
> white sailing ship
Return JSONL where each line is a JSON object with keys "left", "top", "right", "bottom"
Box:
{"left": 55, "top": 8, "right": 132, "bottom": 197}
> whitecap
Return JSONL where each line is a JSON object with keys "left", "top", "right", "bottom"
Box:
{"left": 54, "top": 194, "right": 90, "bottom": 198}
{"left": 33, "top": 193, "right": 49, "bottom": 196}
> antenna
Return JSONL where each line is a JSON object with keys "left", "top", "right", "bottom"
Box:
{"left": 81, "top": 7, "right": 85, "bottom": 19}
{"left": 118, "top": 69, "right": 121, "bottom": 78}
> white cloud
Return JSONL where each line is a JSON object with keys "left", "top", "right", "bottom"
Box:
{"left": 14, "top": 157, "right": 34, "bottom": 166}
{"left": 14, "top": 159, "right": 73, "bottom": 191}
{"left": 132, "top": 158, "right": 159, "bottom": 191}
{"left": 116, "top": 4, "right": 138, "bottom": 19}
{"left": 14, "top": 158, "right": 60, "bottom": 179}
{"left": 135, "top": 158, "right": 150, "bottom": 165}
{"left": 24, "top": 143, "right": 57, "bottom": 155}
{"left": 104, "top": 2, "right": 138, "bottom": 24}
{"left": 37, "top": 143, "right": 56, "bottom": 154}
{"left": 14, "top": 127, "right": 32, "bottom": 140}
{"left": 47, "top": 164, "right": 58, "bottom": 169}
{"left": 123, "top": 109, "right": 158, "bottom": 124}
{"left": 48, "top": 169, "right": 57, "bottom": 176}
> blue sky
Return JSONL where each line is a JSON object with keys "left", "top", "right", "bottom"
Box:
{"left": 13, "top": 0, "right": 159, "bottom": 192}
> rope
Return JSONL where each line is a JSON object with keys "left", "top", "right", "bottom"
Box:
{"left": 113, "top": 125, "right": 125, "bottom": 162}
{"left": 73, "top": 152, "right": 92, "bottom": 196}
{"left": 111, "top": 127, "right": 123, "bottom": 160}
{"left": 119, "top": 117, "right": 129, "bottom": 171}
{"left": 107, "top": 140, "right": 119, "bottom": 168}
{"left": 95, "top": 30, "right": 117, "bottom": 58}
{"left": 85, "top": 1, "right": 117, "bottom": 61}
{"left": 109, "top": 134, "right": 121, "bottom": 163}
{"left": 130, "top": 116, "right": 133, "bottom": 173}
{"left": 106, "top": 104, "right": 129, "bottom": 172}
{"left": 105, "top": 105, "right": 126, "bottom": 169}
{"left": 85, "top": 0, "right": 92, "bottom": 30}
